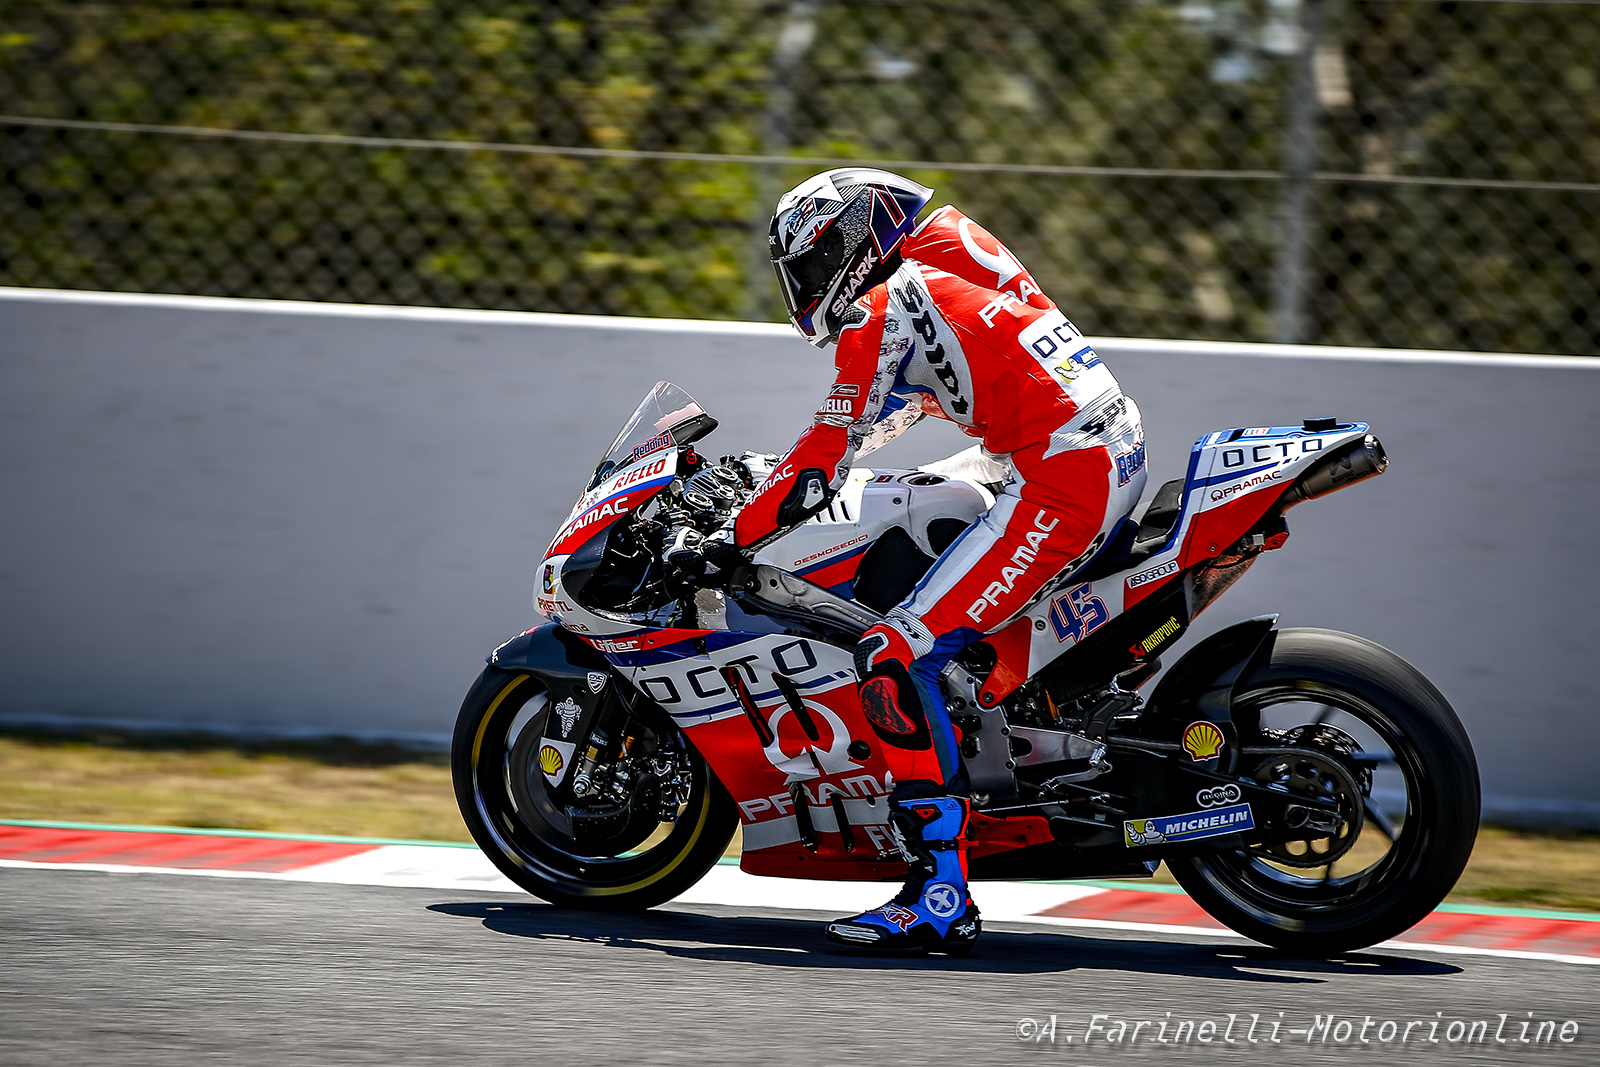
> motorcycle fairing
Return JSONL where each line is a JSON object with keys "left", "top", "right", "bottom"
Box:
{"left": 619, "top": 631, "right": 907, "bottom": 866}
{"left": 493, "top": 619, "right": 911, "bottom": 875}
{"left": 582, "top": 621, "right": 1088, "bottom": 880}
{"left": 751, "top": 467, "right": 990, "bottom": 599}
{"left": 1135, "top": 423, "right": 1372, "bottom": 600}
{"left": 969, "top": 423, "right": 1373, "bottom": 705}
{"left": 526, "top": 385, "right": 1390, "bottom": 880}
{"left": 547, "top": 451, "right": 677, "bottom": 559}
{"left": 537, "top": 449, "right": 682, "bottom": 635}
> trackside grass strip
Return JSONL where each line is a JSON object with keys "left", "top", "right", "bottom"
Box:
{"left": 1, "top": 729, "right": 1595, "bottom": 911}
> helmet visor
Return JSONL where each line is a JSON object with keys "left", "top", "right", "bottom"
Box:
{"left": 772, "top": 226, "right": 845, "bottom": 342}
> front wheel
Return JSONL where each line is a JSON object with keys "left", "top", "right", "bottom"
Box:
{"left": 452, "top": 666, "right": 738, "bottom": 910}
{"left": 1166, "top": 628, "right": 1479, "bottom": 954}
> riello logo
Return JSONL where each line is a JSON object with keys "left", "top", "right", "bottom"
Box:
{"left": 610, "top": 456, "right": 669, "bottom": 491}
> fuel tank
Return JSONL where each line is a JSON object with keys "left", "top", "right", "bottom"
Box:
{"left": 753, "top": 467, "right": 993, "bottom": 600}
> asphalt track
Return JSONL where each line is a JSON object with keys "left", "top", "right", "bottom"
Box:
{"left": 2, "top": 865, "right": 1593, "bottom": 1066}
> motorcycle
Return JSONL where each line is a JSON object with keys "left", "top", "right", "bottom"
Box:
{"left": 452, "top": 380, "right": 1479, "bottom": 954}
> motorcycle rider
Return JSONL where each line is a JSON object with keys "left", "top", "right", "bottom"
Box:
{"left": 710, "top": 168, "right": 1146, "bottom": 953}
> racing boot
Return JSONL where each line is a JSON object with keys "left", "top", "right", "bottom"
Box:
{"left": 826, "top": 795, "right": 981, "bottom": 955}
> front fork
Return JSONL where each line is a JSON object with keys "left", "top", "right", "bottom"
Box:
{"left": 555, "top": 676, "right": 695, "bottom": 822}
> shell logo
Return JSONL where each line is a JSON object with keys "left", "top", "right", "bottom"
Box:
{"left": 538, "top": 745, "right": 564, "bottom": 775}
{"left": 1182, "top": 721, "right": 1224, "bottom": 762}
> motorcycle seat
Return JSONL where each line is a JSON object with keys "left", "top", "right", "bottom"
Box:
{"left": 1069, "top": 478, "right": 1185, "bottom": 584}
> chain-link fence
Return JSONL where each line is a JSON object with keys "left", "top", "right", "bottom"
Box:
{"left": 2, "top": 1, "right": 1597, "bottom": 354}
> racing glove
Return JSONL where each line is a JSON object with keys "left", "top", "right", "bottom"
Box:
{"left": 663, "top": 527, "right": 747, "bottom": 587}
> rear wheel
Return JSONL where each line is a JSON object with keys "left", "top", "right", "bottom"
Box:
{"left": 1166, "top": 628, "right": 1479, "bottom": 954}
{"left": 452, "top": 666, "right": 738, "bottom": 910}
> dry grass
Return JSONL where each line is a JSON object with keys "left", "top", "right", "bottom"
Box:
{"left": 1448, "top": 825, "right": 1600, "bottom": 913}
{"left": 0, "top": 730, "right": 466, "bottom": 842}
{"left": 2, "top": 730, "right": 1596, "bottom": 912}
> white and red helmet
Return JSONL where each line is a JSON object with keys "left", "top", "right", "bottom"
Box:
{"left": 769, "top": 168, "right": 934, "bottom": 347}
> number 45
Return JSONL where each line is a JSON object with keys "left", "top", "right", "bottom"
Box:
{"left": 1049, "top": 584, "right": 1109, "bottom": 644}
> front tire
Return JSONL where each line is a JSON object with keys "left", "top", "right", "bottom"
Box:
{"left": 452, "top": 666, "right": 738, "bottom": 910}
{"left": 1166, "top": 628, "right": 1479, "bottom": 954}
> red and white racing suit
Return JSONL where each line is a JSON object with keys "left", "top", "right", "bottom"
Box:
{"left": 735, "top": 207, "right": 1146, "bottom": 788}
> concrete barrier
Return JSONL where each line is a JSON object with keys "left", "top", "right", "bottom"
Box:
{"left": 2, "top": 287, "right": 1597, "bottom": 825}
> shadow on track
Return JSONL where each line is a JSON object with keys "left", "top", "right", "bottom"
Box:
{"left": 427, "top": 901, "right": 1461, "bottom": 984}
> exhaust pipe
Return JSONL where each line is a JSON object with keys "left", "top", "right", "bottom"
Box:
{"left": 1281, "top": 433, "right": 1387, "bottom": 507}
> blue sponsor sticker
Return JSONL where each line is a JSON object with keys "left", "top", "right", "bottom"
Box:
{"left": 1123, "top": 802, "right": 1255, "bottom": 847}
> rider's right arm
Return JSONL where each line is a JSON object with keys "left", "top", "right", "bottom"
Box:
{"left": 732, "top": 301, "right": 888, "bottom": 550}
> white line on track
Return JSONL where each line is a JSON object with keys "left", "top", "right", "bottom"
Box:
{"left": 4, "top": 852, "right": 1595, "bottom": 967}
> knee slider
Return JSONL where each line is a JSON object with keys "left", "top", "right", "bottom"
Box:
{"left": 856, "top": 660, "right": 932, "bottom": 752}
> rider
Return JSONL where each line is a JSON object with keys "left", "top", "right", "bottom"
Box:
{"left": 721, "top": 168, "right": 1146, "bottom": 953}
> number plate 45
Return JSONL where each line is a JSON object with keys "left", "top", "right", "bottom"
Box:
{"left": 1049, "top": 584, "right": 1109, "bottom": 644}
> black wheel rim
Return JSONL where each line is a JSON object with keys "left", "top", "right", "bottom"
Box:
{"left": 1183, "top": 681, "right": 1434, "bottom": 928}
{"left": 467, "top": 675, "right": 720, "bottom": 897}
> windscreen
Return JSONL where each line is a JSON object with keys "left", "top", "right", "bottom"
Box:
{"left": 587, "top": 381, "right": 714, "bottom": 490}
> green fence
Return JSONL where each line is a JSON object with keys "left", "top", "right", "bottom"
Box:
{"left": 2, "top": 0, "right": 1596, "bottom": 353}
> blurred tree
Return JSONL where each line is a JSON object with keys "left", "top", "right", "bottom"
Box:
{"left": 0, "top": 0, "right": 776, "bottom": 315}
{"left": 0, "top": 0, "right": 1594, "bottom": 352}
{"left": 1313, "top": 2, "right": 1600, "bottom": 353}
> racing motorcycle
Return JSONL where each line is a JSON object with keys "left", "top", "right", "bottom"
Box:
{"left": 452, "top": 381, "right": 1479, "bottom": 954}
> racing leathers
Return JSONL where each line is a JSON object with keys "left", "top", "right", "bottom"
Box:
{"left": 738, "top": 206, "right": 1144, "bottom": 950}
{"left": 736, "top": 205, "right": 1147, "bottom": 788}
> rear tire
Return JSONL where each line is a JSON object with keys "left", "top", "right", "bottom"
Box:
{"left": 1165, "top": 628, "right": 1479, "bottom": 954}
{"left": 452, "top": 666, "right": 738, "bottom": 910}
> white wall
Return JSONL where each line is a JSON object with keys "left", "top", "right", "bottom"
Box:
{"left": 2, "top": 288, "right": 1597, "bottom": 825}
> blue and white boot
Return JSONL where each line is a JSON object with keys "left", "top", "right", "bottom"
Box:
{"left": 826, "top": 796, "right": 981, "bottom": 955}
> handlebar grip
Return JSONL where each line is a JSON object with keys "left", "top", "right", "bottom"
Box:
{"left": 663, "top": 525, "right": 703, "bottom": 565}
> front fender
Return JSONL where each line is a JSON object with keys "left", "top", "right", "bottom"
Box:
{"left": 487, "top": 624, "right": 616, "bottom": 758}
{"left": 1145, "top": 614, "right": 1279, "bottom": 774}
{"left": 489, "top": 622, "right": 608, "bottom": 677}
